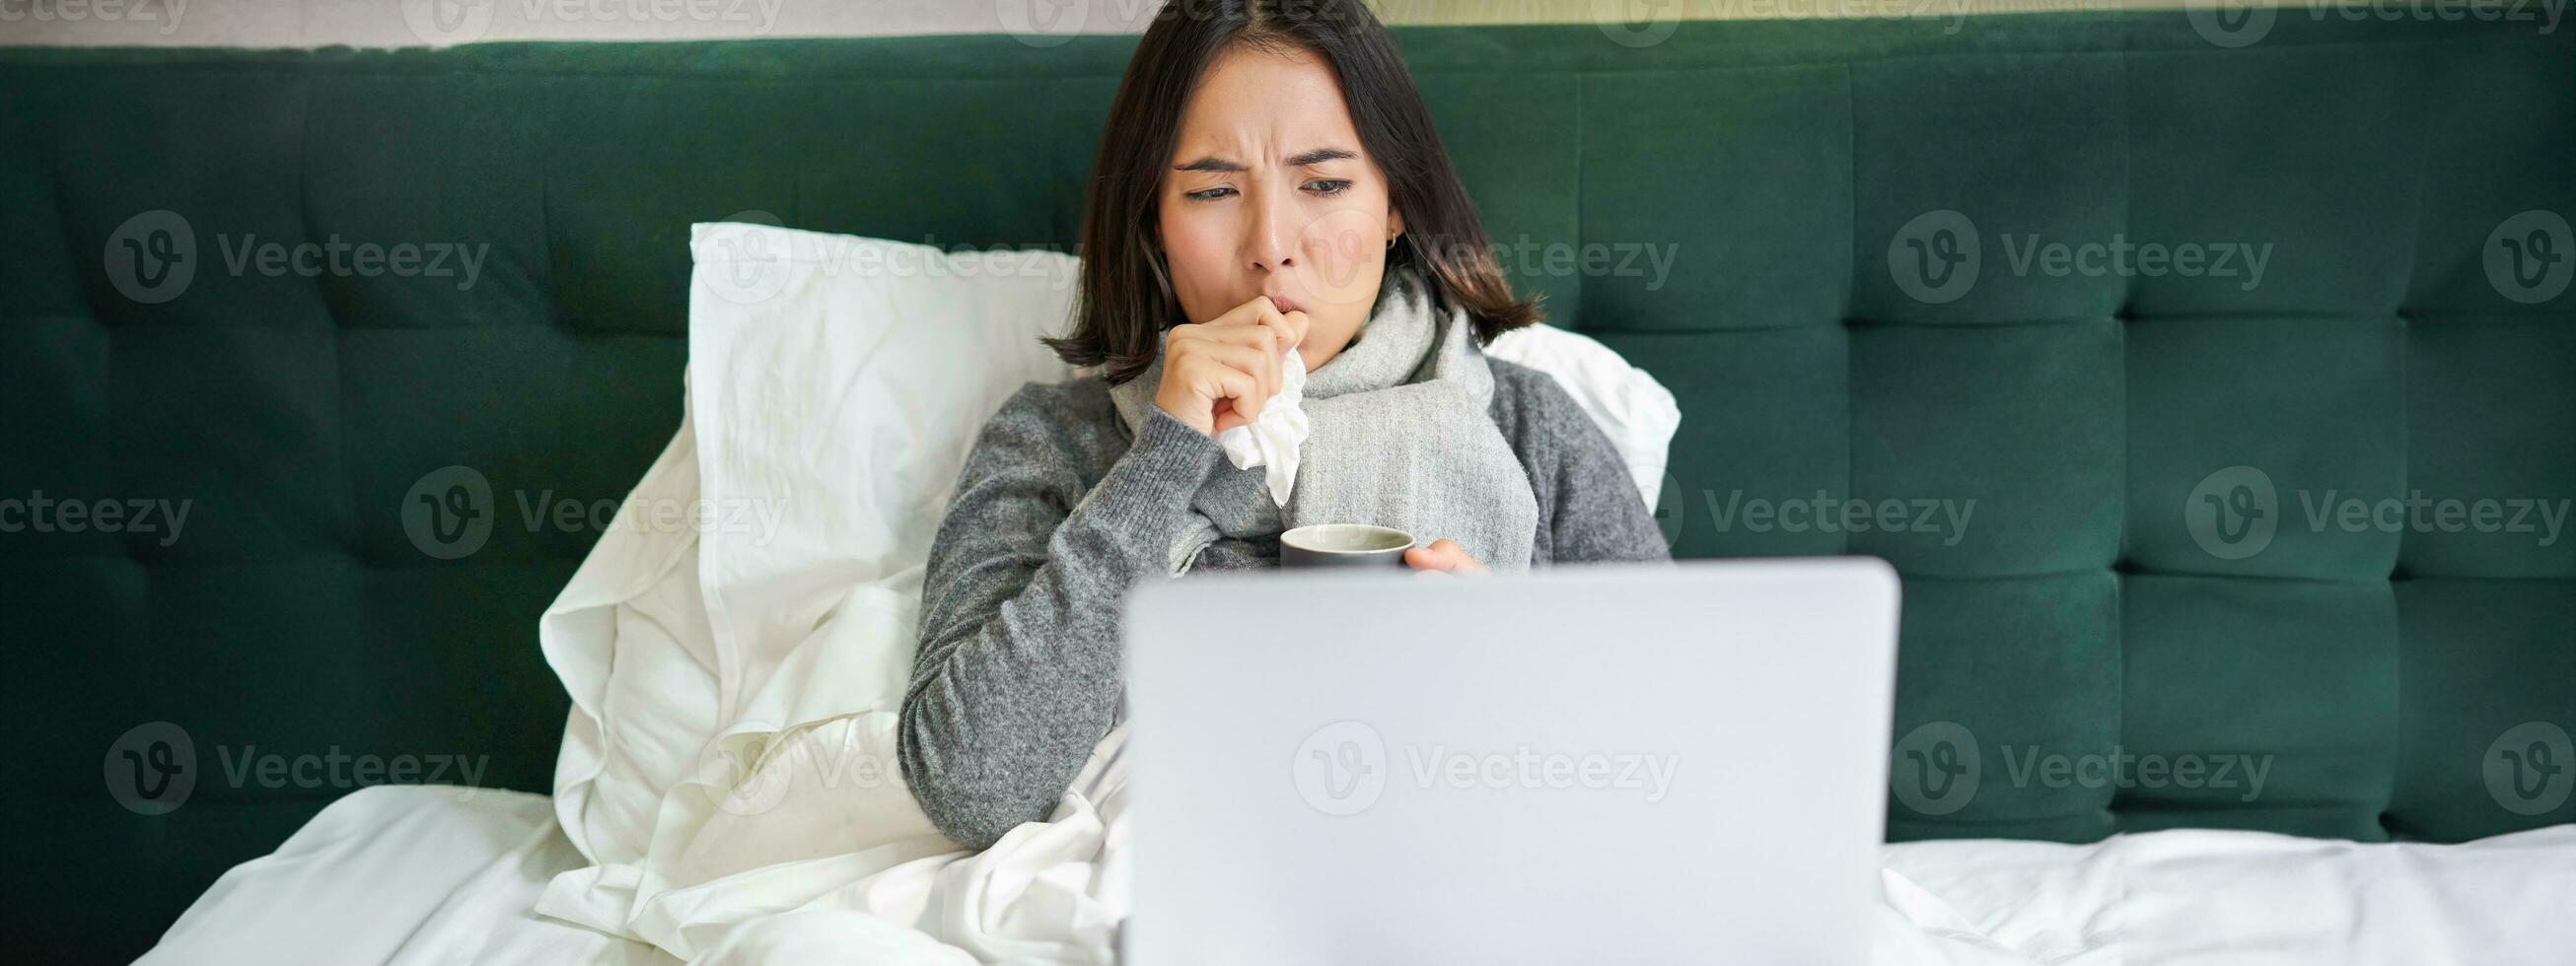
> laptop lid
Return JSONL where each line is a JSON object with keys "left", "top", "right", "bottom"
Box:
{"left": 1121, "top": 558, "right": 1900, "bottom": 965}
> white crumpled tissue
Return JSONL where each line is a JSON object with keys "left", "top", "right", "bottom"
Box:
{"left": 1217, "top": 347, "right": 1311, "bottom": 506}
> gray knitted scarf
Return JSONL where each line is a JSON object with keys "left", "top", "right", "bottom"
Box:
{"left": 1109, "top": 264, "right": 1539, "bottom": 574}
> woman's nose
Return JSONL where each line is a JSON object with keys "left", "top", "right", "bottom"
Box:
{"left": 1248, "top": 188, "right": 1300, "bottom": 271}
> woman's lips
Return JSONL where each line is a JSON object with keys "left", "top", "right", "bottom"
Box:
{"left": 1265, "top": 295, "right": 1304, "bottom": 314}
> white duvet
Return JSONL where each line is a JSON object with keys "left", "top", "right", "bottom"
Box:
{"left": 141, "top": 781, "right": 2573, "bottom": 965}
{"left": 526, "top": 234, "right": 1127, "bottom": 960}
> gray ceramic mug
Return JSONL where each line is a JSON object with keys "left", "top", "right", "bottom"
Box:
{"left": 1279, "top": 523, "right": 1416, "bottom": 569}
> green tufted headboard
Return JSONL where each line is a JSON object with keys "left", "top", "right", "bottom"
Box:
{"left": 4, "top": 13, "right": 2570, "bottom": 962}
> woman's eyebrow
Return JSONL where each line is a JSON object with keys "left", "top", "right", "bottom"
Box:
{"left": 1172, "top": 147, "right": 1358, "bottom": 173}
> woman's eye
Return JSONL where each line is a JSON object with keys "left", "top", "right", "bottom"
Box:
{"left": 1308, "top": 179, "right": 1352, "bottom": 197}
{"left": 1185, "top": 186, "right": 1236, "bottom": 201}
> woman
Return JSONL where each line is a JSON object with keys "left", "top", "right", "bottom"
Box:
{"left": 898, "top": 0, "right": 1670, "bottom": 851}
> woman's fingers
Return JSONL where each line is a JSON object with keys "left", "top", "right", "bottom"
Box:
{"left": 1208, "top": 295, "right": 1288, "bottom": 331}
{"left": 1403, "top": 538, "right": 1486, "bottom": 575}
{"left": 1206, "top": 298, "right": 1308, "bottom": 361}
{"left": 1197, "top": 341, "right": 1277, "bottom": 418}
{"left": 1196, "top": 311, "right": 1294, "bottom": 360}
{"left": 1171, "top": 330, "right": 1281, "bottom": 416}
{"left": 1153, "top": 297, "right": 1307, "bottom": 439}
{"left": 1191, "top": 360, "right": 1259, "bottom": 433}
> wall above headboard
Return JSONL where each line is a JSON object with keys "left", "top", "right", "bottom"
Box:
{"left": 2, "top": 0, "right": 2178, "bottom": 48}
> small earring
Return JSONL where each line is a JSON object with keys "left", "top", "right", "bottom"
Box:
{"left": 1387, "top": 235, "right": 1398, "bottom": 249}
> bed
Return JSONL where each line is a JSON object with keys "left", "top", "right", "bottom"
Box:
{"left": 138, "top": 784, "right": 2576, "bottom": 963}
{"left": 5, "top": 11, "right": 2569, "bottom": 963}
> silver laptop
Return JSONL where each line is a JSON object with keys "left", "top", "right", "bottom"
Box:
{"left": 1118, "top": 558, "right": 1900, "bottom": 965}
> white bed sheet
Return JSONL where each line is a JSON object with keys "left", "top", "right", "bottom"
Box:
{"left": 1876, "top": 824, "right": 2574, "bottom": 965}
{"left": 138, "top": 787, "right": 670, "bottom": 966}
{"left": 137, "top": 785, "right": 2573, "bottom": 965}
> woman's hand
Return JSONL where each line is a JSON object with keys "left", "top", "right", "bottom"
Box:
{"left": 1404, "top": 538, "right": 1488, "bottom": 576}
{"left": 1154, "top": 296, "right": 1310, "bottom": 438}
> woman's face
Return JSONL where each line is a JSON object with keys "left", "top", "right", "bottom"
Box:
{"left": 1158, "top": 42, "right": 1403, "bottom": 372}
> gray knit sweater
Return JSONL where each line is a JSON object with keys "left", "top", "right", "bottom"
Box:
{"left": 897, "top": 360, "right": 1672, "bottom": 849}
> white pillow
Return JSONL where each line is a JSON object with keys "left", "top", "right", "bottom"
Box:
{"left": 540, "top": 226, "right": 1080, "bottom": 916}
{"left": 1486, "top": 323, "right": 1680, "bottom": 513}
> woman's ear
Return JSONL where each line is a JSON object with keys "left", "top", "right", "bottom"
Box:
{"left": 1387, "top": 207, "right": 1404, "bottom": 243}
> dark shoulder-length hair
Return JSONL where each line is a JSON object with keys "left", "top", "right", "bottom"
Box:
{"left": 1044, "top": 0, "right": 1543, "bottom": 386}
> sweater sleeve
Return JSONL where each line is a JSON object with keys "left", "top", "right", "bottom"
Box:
{"left": 898, "top": 383, "right": 1222, "bottom": 850}
{"left": 1511, "top": 368, "right": 1676, "bottom": 566}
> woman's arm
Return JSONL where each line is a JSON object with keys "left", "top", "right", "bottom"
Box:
{"left": 1547, "top": 429, "right": 1673, "bottom": 564}
{"left": 1501, "top": 365, "right": 1675, "bottom": 565}
{"left": 898, "top": 381, "right": 1221, "bottom": 850}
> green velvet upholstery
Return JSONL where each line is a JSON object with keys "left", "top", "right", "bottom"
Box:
{"left": 4, "top": 13, "right": 2570, "bottom": 962}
